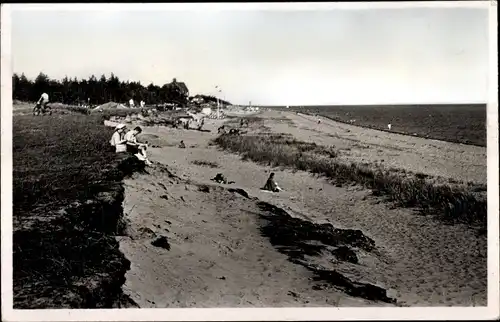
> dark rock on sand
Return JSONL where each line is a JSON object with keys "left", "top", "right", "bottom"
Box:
{"left": 228, "top": 188, "right": 250, "bottom": 199}
{"left": 198, "top": 185, "right": 210, "bottom": 193}
{"left": 151, "top": 236, "right": 171, "bottom": 250}
{"left": 331, "top": 246, "right": 359, "bottom": 264}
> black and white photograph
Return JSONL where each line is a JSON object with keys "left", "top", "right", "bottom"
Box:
{"left": 1, "top": 2, "right": 498, "bottom": 321}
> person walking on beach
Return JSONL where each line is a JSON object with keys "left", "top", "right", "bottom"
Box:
{"left": 109, "top": 124, "right": 128, "bottom": 153}
{"left": 184, "top": 119, "right": 191, "bottom": 130}
{"left": 124, "top": 126, "right": 152, "bottom": 165}
{"left": 197, "top": 118, "right": 205, "bottom": 131}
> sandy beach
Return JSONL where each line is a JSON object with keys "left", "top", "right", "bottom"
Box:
{"left": 116, "top": 110, "right": 487, "bottom": 307}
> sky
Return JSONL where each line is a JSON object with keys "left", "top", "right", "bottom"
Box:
{"left": 9, "top": 3, "right": 491, "bottom": 106}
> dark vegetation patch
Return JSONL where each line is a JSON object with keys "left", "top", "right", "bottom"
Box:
{"left": 13, "top": 113, "right": 145, "bottom": 308}
{"left": 198, "top": 185, "right": 211, "bottom": 193}
{"left": 224, "top": 115, "right": 267, "bottom": 128}
{"left": 228, "top": 188, "right": 251, "bottom": 199}
{"left": 331, "top": 246, "right": 359, "bottom": 264}
{"left": 191, "top": 160, "right": 220, "bottom": 168}
{"left": 310, "top": 269, "right": 395, "bottom": 304}
{"left": 13, "top": 72, "right": 194, "bottom": 111}
{"left": 257, "top": 202, "right": 375, "bottom": 256}
{"left": 214, "top": 129, "right": 486, "bottom": 230}
{"left": 256, "top": 201, "right": 395, "bottom": 304}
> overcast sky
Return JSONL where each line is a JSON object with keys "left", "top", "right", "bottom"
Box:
{"left": 9, "top": 3, "right": 491, "bottom": 105}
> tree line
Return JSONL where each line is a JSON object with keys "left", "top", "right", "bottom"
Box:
{"left": 12, "top": 72, "right": 194, "bottom": 107}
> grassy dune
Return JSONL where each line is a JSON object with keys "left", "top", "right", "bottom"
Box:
{"left": 13, "top": 112, "right": 145, "bottom": 308}
{"left": 214, "top": 123, "right": 486, "bottom": 230}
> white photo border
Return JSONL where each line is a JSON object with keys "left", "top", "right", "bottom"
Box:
{"left": 1, "top": 1, "right": 498, "bottom": 321}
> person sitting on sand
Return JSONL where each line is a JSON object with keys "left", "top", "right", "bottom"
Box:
{"left": 211, "top": 173, "right": 235, "bottom": 184}
{"left": 178, "top": 140, "right": 186, "bottom": 148}
{"left": 218, "top": 125, "right": 226, "bottom": 134}
{"left": 124, "top": 126, "right": 152, "bottom": 165}
{"left": 109, "top": 124, "right": 128, "bottom": 153}
{"left": 240, "top": 119, "right": 249, "bottom": 127}
{"left": 261, "top": 172, "right": 282, "bottom": 192}
{"left": 228, "top": 128, "right": 240, "bottom": 135}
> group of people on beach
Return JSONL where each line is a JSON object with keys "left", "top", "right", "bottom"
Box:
{"left": 109, "top": 118, "right": 284, "bottom": 192}
{"left": 110, "top": 124, "right": 153, "bottom": 166}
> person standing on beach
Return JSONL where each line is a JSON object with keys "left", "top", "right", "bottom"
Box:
{"left": 197, "top": 118, "right": 205, "bottom": 131}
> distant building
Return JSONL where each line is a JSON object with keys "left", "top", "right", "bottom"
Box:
{"left": 201, "top": 107, "right": 212, "bottom": 115}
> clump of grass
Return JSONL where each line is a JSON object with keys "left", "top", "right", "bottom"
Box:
{"left": 191, "top": 160, "right": 220, "bottom": 168}
{"left": 213, "top": 133, "right": 486, "bottom": 228}
{"left": 242, "top": 116, "right": 263, "bottom": 124}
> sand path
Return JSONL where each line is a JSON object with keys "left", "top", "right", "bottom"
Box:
{"left": 118, "top": 114, "right": 486, "bottom": 307}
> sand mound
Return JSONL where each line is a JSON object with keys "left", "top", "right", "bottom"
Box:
{"left": 94, "top": 102, "right": 128, "bottom": 110}
{"left": 49, "top": 102, "right": 68, "bottom": 109}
